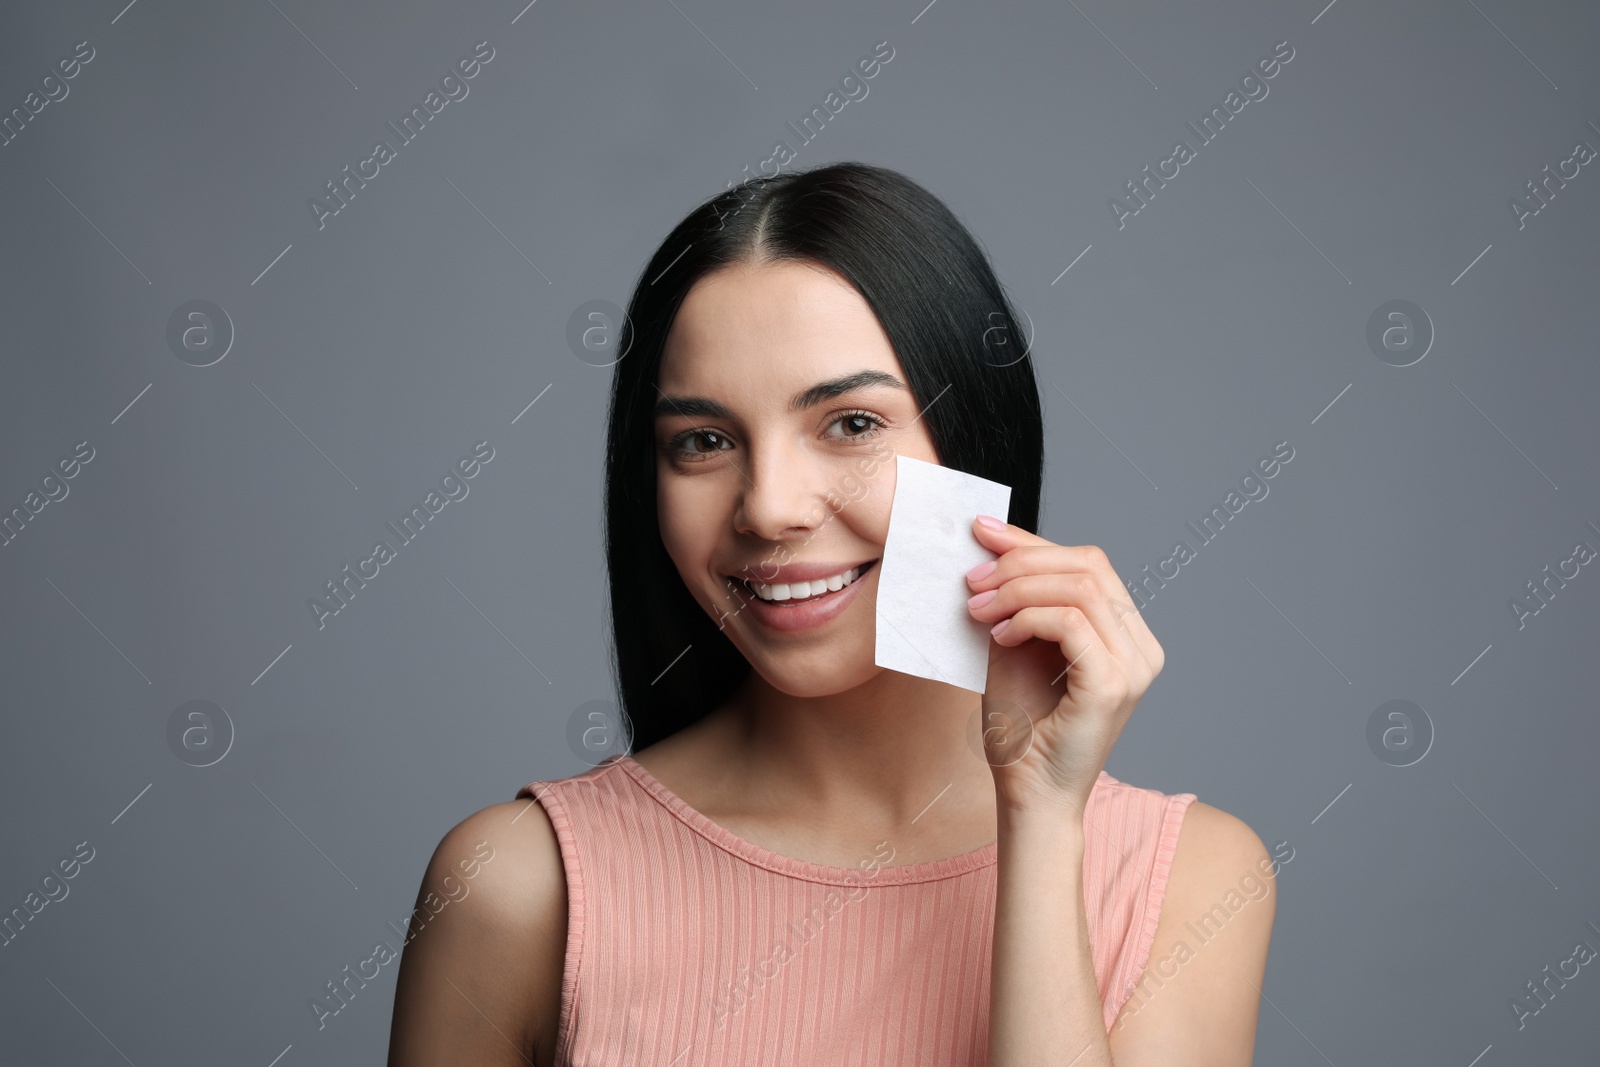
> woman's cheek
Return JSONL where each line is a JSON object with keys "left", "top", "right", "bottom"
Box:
{"left": 851, "top": 483, "right": 894, "bottom": 545}
{"left": 657, "top": 482, "right": 724, "bottom": 599}
{"left": 659, "top": 520, "right": 697, "bottom": 581}
{"left": 656, "top": 478, "right": 697, "bottom": 556}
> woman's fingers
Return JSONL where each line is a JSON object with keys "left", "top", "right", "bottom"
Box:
{"left": 969, "top": 571, "right": 1138, "bottom": 675}
{"left": 990, "top": 603, "right": 1128, "bottom": 705}
{"left": 967, "top": 539, "right": 1164, "bottom": 678}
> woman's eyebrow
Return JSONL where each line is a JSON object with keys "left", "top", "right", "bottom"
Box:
{"left": 786, "top": 370, "right": 905, "bottom": 413}
{"left": 653, "top": 370, "right": 906, "bottom": 421}
{"left": 652, "top": 393, "right": 732, "bottom": 420}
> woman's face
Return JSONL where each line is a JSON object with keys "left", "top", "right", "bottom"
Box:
{"left": 655, "top": 258, "right": 942, "bottom": 695}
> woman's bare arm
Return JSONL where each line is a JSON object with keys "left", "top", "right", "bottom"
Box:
{"left": 987, "top": 792, "right": 1105, "bottom": 1065}
{"left": 988, "top": 798, "right": 1274, "bottom": 1066}
{"left": 968, "top": 520, "right": 1273, "bottom": 1063}
{"left": 387, "top": 797, "right": 567, "bottom": 1067}
{"left": 1108, "top": 801, "right": 1276, "bottom": 1064}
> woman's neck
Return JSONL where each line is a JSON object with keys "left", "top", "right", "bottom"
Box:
{"left": 652, "top": 669, "right": 1001, "bottom": 864}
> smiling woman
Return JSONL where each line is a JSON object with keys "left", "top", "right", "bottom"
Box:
{"left": 387, "top": 162, "right": 1274, "bottom": 1067}
{"left": 620, "top": 171, "right": 1045, "bottom": 739}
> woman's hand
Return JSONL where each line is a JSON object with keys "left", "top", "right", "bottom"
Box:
{"left": 964, "top": 515, "right": 1165, "bottom": 817}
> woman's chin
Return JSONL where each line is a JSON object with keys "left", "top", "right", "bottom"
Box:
{"left": 744, "top": 651, "right": 881, "bottom": 700}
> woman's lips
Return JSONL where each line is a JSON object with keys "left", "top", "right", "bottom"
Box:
{"left": 731, "top": 559, "right": 878, "bottom": 601}
{"left": 730, "top": 559, "right": 878, "bottom": 633}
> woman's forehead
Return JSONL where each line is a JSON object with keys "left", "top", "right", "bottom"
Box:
{"left": 660, "top": 262, "right": 902, "bottom": 392}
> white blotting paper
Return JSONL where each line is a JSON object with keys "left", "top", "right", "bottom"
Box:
{"left": 872, "top": 455, "right": 1013, "bottom": 693}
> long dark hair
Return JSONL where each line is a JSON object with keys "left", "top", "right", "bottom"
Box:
{"left": 604, "top": 161, "right": 1044, "bottom": 752}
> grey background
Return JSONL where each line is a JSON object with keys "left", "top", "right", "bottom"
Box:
{"left": 2, "top": 0, "right": 1597, "bottom": 1062}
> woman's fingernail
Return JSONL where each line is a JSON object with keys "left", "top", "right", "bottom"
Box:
{"left": 967, "top": 589, "right": 997, "bottom": 610}
{"left": 966, "top": 560, "right": 997, "bottom": 582}
{"left": 991, "top": 619, "right": 1010, "bottom": 637}
{"left": 976, "top": 515, "right": 1006, "bottom": 530}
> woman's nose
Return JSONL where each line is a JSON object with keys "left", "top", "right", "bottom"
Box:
{"left": 732, "top": 444, "right": 830, "bottom": 542}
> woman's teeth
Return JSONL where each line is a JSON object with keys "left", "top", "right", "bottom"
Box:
{"left": 746, "top": 564, "right": 869, "bottom": 603}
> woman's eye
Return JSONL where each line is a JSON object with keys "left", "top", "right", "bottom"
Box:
{"left": 666, "top": 429, "right": 731, "bottom": 458}
{"left": 665, "top": 412, "right": 884, "bottom": 461}
{"left": 829, "top": 411, "right": 887, "bottom": 439}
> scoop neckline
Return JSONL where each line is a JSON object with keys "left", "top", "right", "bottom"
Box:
{"left": 609, "top": 753, "right": 1000, "bottom": 887}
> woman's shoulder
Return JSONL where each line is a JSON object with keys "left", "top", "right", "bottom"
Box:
{"left": 1092, "top": 771, "right": 1269, "bottom": 897}
{"left": 387, "top": 798, "right": 567, "bottom": 1064}
{"left": 1163, "top": 798, "right": 1275, "bottom": 903}
{"left": 435, "top": 797, "right": 568, "bottom": 910}
{"left": 1107, "top": 794, "right": 1278, "bottom": 1038}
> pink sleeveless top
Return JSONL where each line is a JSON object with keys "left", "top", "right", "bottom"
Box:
{"left": 516, "top": 754, "right": 1195, "bottom": 1066}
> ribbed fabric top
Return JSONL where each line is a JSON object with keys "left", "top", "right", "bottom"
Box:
{"left": 516, "top": 754, "right": 1195, "bottom": 1066}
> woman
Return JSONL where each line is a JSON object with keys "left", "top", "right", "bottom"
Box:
{"left": 388, "top": 162, "right": 1275, "bottom": 1065}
